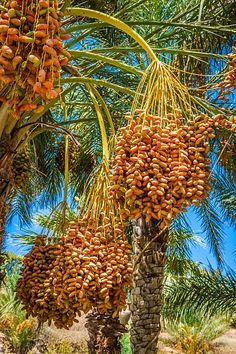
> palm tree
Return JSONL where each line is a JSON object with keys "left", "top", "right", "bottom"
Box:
{"left": 1, "top": 0, "right": 236, "bottom": 352}
{"left": 0, "top": 0, "right": 146, "bottom": 265}
{"left": 115, "top": 2, "right": 235, "bottom": 350}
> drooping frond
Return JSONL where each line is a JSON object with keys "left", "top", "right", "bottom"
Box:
{"left": 212, "top": 172, "right": 236, "bottom": 229}
{"left": 8, "top": 205, "right": 76, "bottom": 253}
{"left": 193, "top": 198, "right": 225, "bottom": 265}
{"left": 166, "top": 227, "right": 204, "bottom": 276}
{"left": 163, "top": 266, "right": 236, "bottom": 320}
{"left": 7, "top": 230, "right": 44, "bottom": 254}
{"left": 34, "top": 204, "right": 76, "bottom": 237}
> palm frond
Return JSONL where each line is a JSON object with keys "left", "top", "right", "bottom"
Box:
{"left": 7, "top": 230, "right": 42, "bottom": 254}
{"left": 166, "top": 228, "right": 204, "bottom": 276}
{"left": 7, "top": 205, "right": 76, "bottom": 254}
{"left": 168, "top": 228, "right": 199, "bottom": 260}
{"left": 193, "top": 198, "right": 225, "bottom": 265}
{"left": 7, "top": 192, "right": 34, "bottom": 228}
{"left": 34, "top": 204, "right": 76, "bottom": 237}
{"left": 0, "top": 261, "right": 21, "bottom": 317}
{"left": 212, "top": 173, "right": 236, "bottom": 228}
{"left": 163, "top": 266, "right": 236, "bottom": 319}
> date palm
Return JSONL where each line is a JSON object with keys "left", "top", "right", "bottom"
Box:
{"left": 0, "top": 0, "right": 236, "bottom": 353}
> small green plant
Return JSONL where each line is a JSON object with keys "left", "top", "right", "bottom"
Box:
{"left": 164, "top": 311, "right": 229, "bottom": 354}
{"left": 121, "top": 333, "right": 132, "bottom": 354}
{"left": 174, "top": 323, "right": 209, "bottom": 354}
{"left": 0, "top": 257, "right": 38, "bottom": 353}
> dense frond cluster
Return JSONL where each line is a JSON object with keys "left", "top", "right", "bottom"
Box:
{"left": 163, "top": 267, "right": 236, "bottom": 318}
{"left": 212, "top": 173, "right": 236, "bottom": 228}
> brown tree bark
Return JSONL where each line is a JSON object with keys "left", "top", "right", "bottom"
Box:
{"left": 85, "top": 309, "right": 127, "bottom": 354}
{"left": 130, "top": 216, "right": 169, "bottom": 354}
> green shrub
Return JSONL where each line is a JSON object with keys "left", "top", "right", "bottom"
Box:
{"left": 164, "top": 311, "right": 229, "bottom": 354}
{"left": 44, "top": 340, "right": 74, "bottom": 354}
{"left": 0, "top": 260, "right": 38, "bottom": 353}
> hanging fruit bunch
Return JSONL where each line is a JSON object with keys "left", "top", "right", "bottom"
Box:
{"left": 218, "top": 47, "right": 236, "bottom": 99}
{"left": 57, "top": 218, "right": 132, "bottom": 317}
{"left": 17, "top": 218, "right": 132, "bottom": 329}
{"left": 110, "top": 111, "right": 216, "bottom": 228}
{"left": 16, "top": 236, "right": 75, "bottom": 328}
{"left": 56, "top": 137, "right": 81, "bottom": 174}
{"left": 213, "top": 113, "right": 236, "bottom": 132}
{"left": 109, "top": 61, "right": 218, "bottom": 229}
{"left": 0, "top": 0, "right": 70, "bottom": 117}
{"left": 12, "top": 147, "right": 30, "bottom": 191}
{"left": 213, "top": 114, "right": 236, "bottom": 178}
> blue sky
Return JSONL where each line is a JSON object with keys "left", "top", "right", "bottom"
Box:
{"left": 5, "top": 207, "right": 236, "bottom": 271}
{"left": 187, "top": 209, "right": 236, "bottom": 270}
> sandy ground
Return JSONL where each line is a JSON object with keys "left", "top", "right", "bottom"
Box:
{"left": 42, "top": 322, "right": 236, "bottom": 354}
{"left": 1, "top": 318, "right": 236, "bottom": 353}
{"left": 43, "top": 316, "right": 89, "bottom": 344}
{"left": 211, "top": 329, "right": 236, "bottom": 354}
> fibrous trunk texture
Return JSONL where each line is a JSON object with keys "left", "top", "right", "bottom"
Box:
{"left": 131, "top": 216, "right": 168, "bottom": 354}
{"left": 85, "top": 309, "right": 127, "bottom": 354}
{"left": 0, "top": 135, "right": 14, "bottom": 283}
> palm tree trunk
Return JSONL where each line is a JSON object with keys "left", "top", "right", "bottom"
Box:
{"left": 131, "top": 216, "right": 169, "bottom": 353}
{"left": 85, "top": 309, "right": 127, "bottom": 354}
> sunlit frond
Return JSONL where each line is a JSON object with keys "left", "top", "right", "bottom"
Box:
{"left": 163, "top": 266, "right": 236, "bottom": 319}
